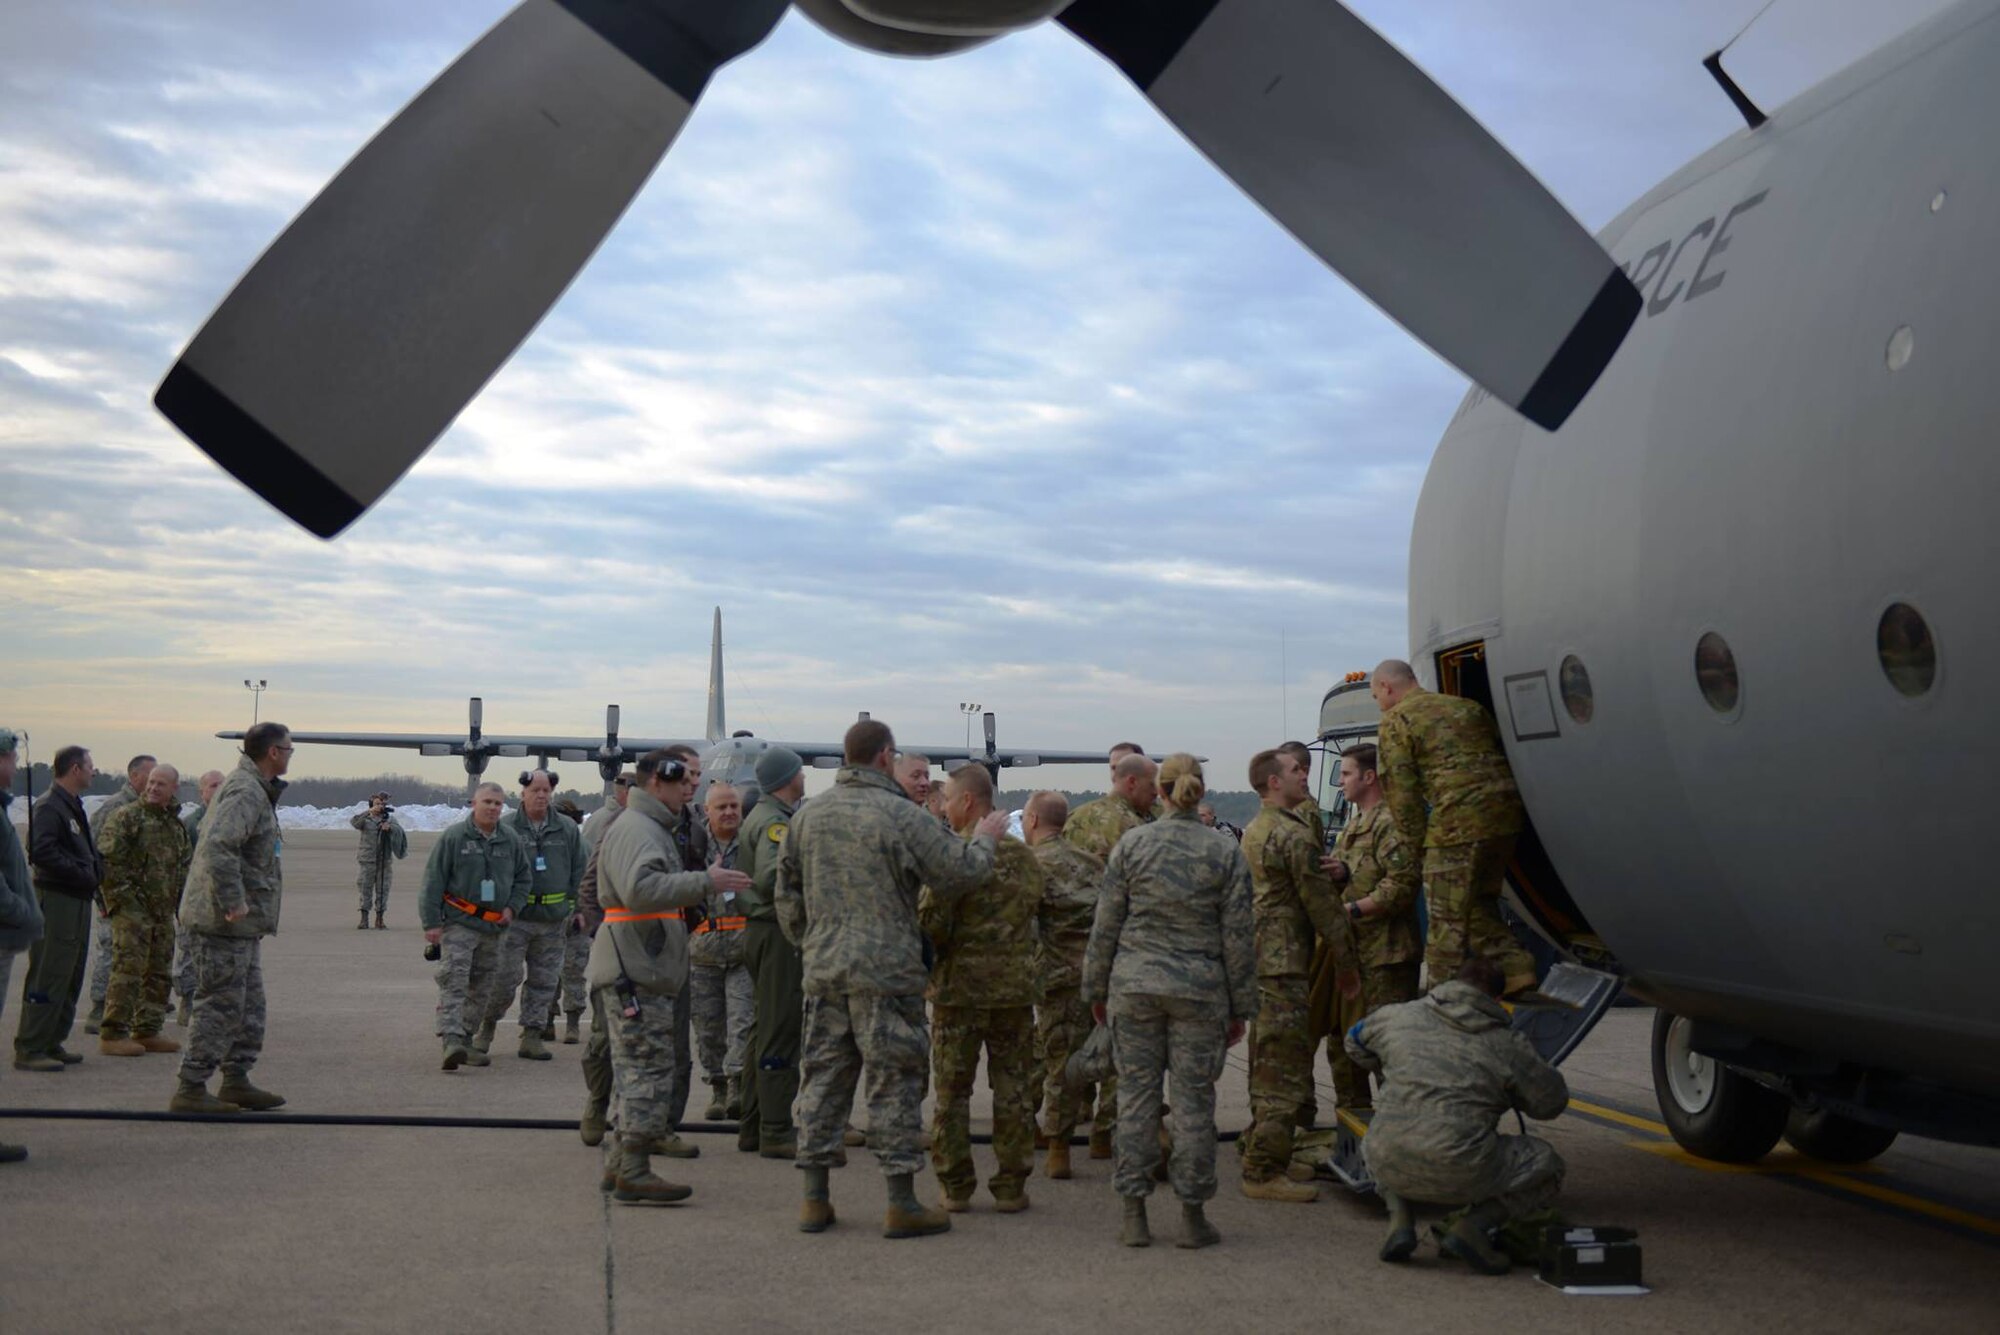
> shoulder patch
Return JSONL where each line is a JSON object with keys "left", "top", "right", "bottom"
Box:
{"left": 767, "top": 822, "right": 788, "bottom": 844}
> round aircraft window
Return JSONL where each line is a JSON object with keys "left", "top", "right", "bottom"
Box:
{"left": 1694, "top": 632, "right": 1739, "bottom": 715}
{"left": 1558, "top": 655, "right": 1594, "bottom": 724}
{"left": 1876, "top": 603, "right": 1937, "bottom": 697}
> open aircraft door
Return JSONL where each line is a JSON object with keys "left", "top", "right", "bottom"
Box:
{"left": 1323, "top": 644, "right": 1625, "bottom": 1193}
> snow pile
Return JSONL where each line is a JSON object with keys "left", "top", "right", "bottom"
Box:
{"left": 278, "top": 802, "right": 486, "bottom": 833}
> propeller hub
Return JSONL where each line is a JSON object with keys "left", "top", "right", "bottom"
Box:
{"left": 841, "top": 1, "right": 1068, "bottom": 36}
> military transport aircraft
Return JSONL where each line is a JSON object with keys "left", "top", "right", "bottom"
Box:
{"left": 218, "top": 608, "right": 1111, "bottom": 808}
{"left": 164, "top": 2, "right": 1998, "bottom": 1176}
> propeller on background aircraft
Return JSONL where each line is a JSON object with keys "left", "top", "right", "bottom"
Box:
{"left": 597, "top": 704, "right": 625, "bottom": 789}
{"left": 157, "top": 0, "right": 1639, "bottom": 538}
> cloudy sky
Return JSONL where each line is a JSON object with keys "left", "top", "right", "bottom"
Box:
{"left": 0, "top": 0, "right": 1943, "bottom": 790}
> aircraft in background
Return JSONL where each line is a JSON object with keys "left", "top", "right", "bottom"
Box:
{"left": 218, "top": 608, "right": 1113, "bottom": 809}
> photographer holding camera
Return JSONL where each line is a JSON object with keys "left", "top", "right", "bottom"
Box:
{"left": 350, "top": 792, "right": 408, "bottom": 930}
{"left": 587, "top": 748, "right": 750, "bottom": 1205}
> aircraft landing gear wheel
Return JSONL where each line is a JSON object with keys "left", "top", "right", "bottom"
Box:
{"left": 1783, "top": 1108, "right": 1898, "bottom": 1164}
{"left": 1650, "top": 1010, "right": 1788, "bottom": 1163}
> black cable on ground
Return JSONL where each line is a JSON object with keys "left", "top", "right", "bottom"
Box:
{"left": 0, "top": 1106, "right": 1241, "bottom": 1142}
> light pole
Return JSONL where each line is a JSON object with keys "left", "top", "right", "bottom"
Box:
{"left": 244, "top": 679, "right": 267, "bottom": 725}
{"left": 959, "top": 701, "right": 982, "bottom": 754}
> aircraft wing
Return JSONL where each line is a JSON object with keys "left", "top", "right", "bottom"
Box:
{"left": 215, "top": 728, "right": 707, "bottom": 762}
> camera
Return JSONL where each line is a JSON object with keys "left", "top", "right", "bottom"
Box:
{"left": 423, "top": 940, "right": 441, "bottom": 962}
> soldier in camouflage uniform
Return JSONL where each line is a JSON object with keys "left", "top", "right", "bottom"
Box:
{"left": 555, "top": 798, "right": 590, "bottom": 1042}
{"left": 1021, "top": 790, "right": 1105, "bottom": 1181}
{"left": 1346, "top": 958, "right": 1568, "bottom": 1271}
{"left": 1277, "top": 741, "right": 1328, "bottom": 851}
{"left": 0, "top": 727, "right": 45, "bottom": 1163}
{"left": 736, "top": 748, "right": 806, "bottom": 1155}
{"left": 84, "top": 754, "right": 152, "bottom": 1035}
{"left": 419, "top": 783, "right": 532, "bottom": 1070}
{"left": 349, "top": 793, "right": 407, "bottom": 929}
{"left": 775, "top": 719, "right": 1007, "bottom": 1239}
{"left": 1373, "top": 661, "right": 1537, "bottom": 993}
{"left": 1065, "top": 745, "right": 1155, "bottom": 1155}
{"left": 1238, "top": 748, "right": 1355, "bottom": 1201}
{"left": 174, "top": 770, "right": 224, "bottom": 1025}
{"left": 574, "top": 779, "right": 629, "bottom": 1148}
{"left": 96, "top": 764, "right": 190, "bottom": 1056}
{"left": 689, "top": 782, "right": 752, "bottom": 1120}
{"left": 1083, "top": 754, "right": 1257, "bottom": 1250}
{"left": 1326, "top": 744, "right": 1422, "bottom": 1112}
{"left": 920, "top": 766, "right": 1045, "bottom": 1211}
{"left": 480, "top": 771, "right": 585, "bottom": 1061}
{"left": 587, "top": 750, "right": 750, "bottom": 1204}
{"left": 173, "top": 728, "right": 290, "bottom": 1115}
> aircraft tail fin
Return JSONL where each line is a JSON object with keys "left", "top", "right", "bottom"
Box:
{"left": 705, "top": 606, "right": 725, "bottom": 744}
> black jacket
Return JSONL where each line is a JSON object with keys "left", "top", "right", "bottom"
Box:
{"left": 30, "top": 786, "right": 103, "bottom": 900}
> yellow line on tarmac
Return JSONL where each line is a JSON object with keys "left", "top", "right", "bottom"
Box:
{"left": 1567, "top": 1099, "right": 2000, "bottom": 1238}
{"left": 1567, "top": 1097, "right": 1669, "bottom": 1137}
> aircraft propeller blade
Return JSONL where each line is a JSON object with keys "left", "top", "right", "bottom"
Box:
{"left": 604, "top": 703, "right": 621, "bottom": 755}
{"left": 983, "top": 710, "right": 997, "bottom": 764}
{"left": 154, "top": 0, "right": 791, "bottom": 537}
{"left": 468, "top": 696, "right": 484, "bottom": 750}
{"left": 1058, "top": 0, "right": 1640, "bottom": 430}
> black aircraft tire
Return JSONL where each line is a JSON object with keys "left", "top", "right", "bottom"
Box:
{"left": 1783, "top": 1108, "right": 1899, "bottom": 1164}
{"left": 1650, "top": 1009, "right": 1790, "bottom": 1163}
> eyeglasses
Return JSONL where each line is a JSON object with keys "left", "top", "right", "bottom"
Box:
{"left": 613, "top": 777, "right": 633, "bottom": 788}
{"left": 271, "top": 745, "right": 296, "bottom": 754}
{"left": 643, "top": 759, "right": 688, "bottom": 783}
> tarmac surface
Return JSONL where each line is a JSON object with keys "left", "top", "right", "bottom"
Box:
{"left": 3, "top": 829, "right": 1998, "bottom": 1334}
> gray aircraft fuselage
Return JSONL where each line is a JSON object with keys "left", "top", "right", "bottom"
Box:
{"left": 1409, "top": 2, "right": 2000, "bottom": 1101}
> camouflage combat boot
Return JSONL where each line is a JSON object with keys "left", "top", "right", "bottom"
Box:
{"left": 993, "top": 1190, "right": 1030, "bottom": 1215}
{"left": 1177, "top": 1202, "right": 1221, "bottom": 1250}
{"left": 1045, "top": 1137, "right": 1072, "bottom": 1180}
{"left": 652, "top": 1132, "right": 700, "bottom": 1159}
{"left": 580, "top": 1096, "right": 608, "bottom": 1147}
{"left": 612, "top": 1135, "right": 693, "bottom": 1206}
{"left": 882, "top": 1172, "right": 951, "bottom": 1239}
{"left": 541, "top": 1022, "right": 557, "bottom": 1042}
{"left": 218, "top": 1073, "right": 287, "bottom": 1110}
{"left": 442, "top": 1039, "right": 468, "bottom": 1071}
{"left": 1118, "top": 1196, "right": 1151, "bottom": 1248}
{"left": 358, "top": 911, "right": 369, "bottom": 929}
{"left": 600, "top": 1140, "right": 618, "bottom": 1193}
{"left": 799, "top": 1164, "right": 836, "bottom": 1233}
{"left": 472, "top": 1019, "right": 495, "bottom": 1054}
{"left": 1379, "top": 1190, "right": 1418, "bottom": 1263}
{"left": 518, "top": 1029, "right": 551, "bottom": 1061}
{"left": 1439, "top": 1200, "right": 1512, "bottom": 1275}
{"left": 1089, "top": 1128, "right": 1112, "bottom": 1159}
{"left": 724, "top": 1073, "right": 743, "bottom": 1120}
{"left": 759, "top": 1135, "right": 796, "bottom": 1161}
{"left": 563, "top": 1013, "right": 581, "bottom": 1045}
{"left": 99, "top": 1035, "right": 146, "bottom": 1057}
{"left": 464, "top": 1047, "right": 491, "bottom": 1067}
{"left": 704, "top": 1079, "right": 728, "bottom": 1121}
{"left": 374, "top": 912, "right": 386, "bottom": 930}
{"left": 169, "top": 1079, "right": 240, "bottom": 1115}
